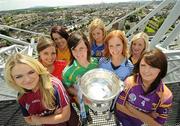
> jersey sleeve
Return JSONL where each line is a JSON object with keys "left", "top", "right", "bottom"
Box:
{"left": 18, "top": 95, "right": 30, "bottom": 117}
{"left": 116, "top": 79, "right": 132, "bottom": 106}
{"left": 155, "top": 94, "right": 173, "bottom": 124}
{"left": 116, "top": 86, "right": 130, "bottom": 106}
{"left": 18, "top": 103, "right": 29, "bottom": 117}
{"left": 52, "top": 77, "right": 70, "bottom": 108}
{"left": 116, "top": 77, "right": 135, "bottom": 106}
{"left": 99, "top": 57, "right": 109, "bottom": 68}
{"left": 62, "top": 67, "right": 73, "bottom": 88}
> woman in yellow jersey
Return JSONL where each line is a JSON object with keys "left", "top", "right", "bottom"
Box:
{"left": 50, "top": 25, "right": 71, "bottom": 63}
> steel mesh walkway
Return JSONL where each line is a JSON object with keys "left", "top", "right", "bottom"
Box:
{"left": 0, "top": 76, "right": 180, "bottom": 126}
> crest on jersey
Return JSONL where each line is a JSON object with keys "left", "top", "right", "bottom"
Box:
{"left": 129, "top": 93, "right": 136, "bottom": 102}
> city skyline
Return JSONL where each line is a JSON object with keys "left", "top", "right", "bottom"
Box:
{"left": 0, "top": 0, "right": 150, "bottom": 11}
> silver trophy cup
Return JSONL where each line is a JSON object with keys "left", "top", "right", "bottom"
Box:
{"left": 79, "top": 68, "right": 124, "bottom": 112}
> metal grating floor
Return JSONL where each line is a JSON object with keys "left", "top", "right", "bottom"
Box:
{"left": 89, "top": 111, "right": 116, "bottom": 126}
{"left": 0, "top": 99, "right": 180, "bottom": 126}
{"left": 0, "top": 80, "right": 180, "bottom": 125}
{"left": 0, "top": 100, "right": 29, "bottom": 126}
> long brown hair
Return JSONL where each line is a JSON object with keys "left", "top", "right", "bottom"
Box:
{"left": 134, "top": 48, "right": 167, "bottom": 94}
{"left": 50, "top": 25, "right": 69, "bottom": 41}
{"left": 67, "top": 31, "right": 91, "bottom": 65}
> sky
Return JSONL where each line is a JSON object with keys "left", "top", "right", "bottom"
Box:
{"left": 0, "top": 0, "right": 149, "bottom": 11}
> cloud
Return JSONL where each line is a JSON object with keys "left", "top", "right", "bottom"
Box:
{"left": 0, "top": 0, "right": 149, "bottom": 11}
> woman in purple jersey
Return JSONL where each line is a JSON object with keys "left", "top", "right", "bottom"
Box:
{"left": 4, "top": 53, "right": 79, "bottom": 126}
{"left": 115, "top": 48, "right": 173, "bottom": 126}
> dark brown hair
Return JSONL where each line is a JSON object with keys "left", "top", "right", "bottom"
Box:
{"left": 67, "top": 31, "right": 91, "bottom": 65}
{"left": 50, "top": 25, "right": 69, "bottom": 41}
{"left": 134, "top": 48, "right": 167, "bottom": 94}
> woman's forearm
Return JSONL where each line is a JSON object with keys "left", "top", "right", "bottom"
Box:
{"left": 125, "top": 103, "right": 161, "bottom": 126}
{"left": 41, "top": 105, "right": 70, "bottom": 124}
{"left": 31, "top": 104, "right": 71, "bottom": 125}
{"left": 116, "top": 103, "right": 137, "bottom": 118}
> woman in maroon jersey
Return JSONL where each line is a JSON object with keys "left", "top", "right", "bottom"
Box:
{"left": 4, "top": 53, "right": 80, "bottom": 126}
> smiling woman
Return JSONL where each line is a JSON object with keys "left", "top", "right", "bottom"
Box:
{"left": 129, "top": 32, "right": 149, "bottom": 65}
{"left": 37, "top": 36, "right": 67, "bottom": 81}
{"left": 88, "top": 18, "right": 106, "bottom": 58}
{"left": 11, "top": 63, "right": 40, "bottom": 92}
{"left": 115, "top": 48, "right": 173, "bottom": 126}
{"left": 62, "top": 31, "right": 98, "bottom": 125}
{"left": 4, "top": 53, "right": 73, "bottom": 125}
{"left": 99, "top": 30, "right": 134, "bottom": 81}
{"left": 50, "top": 25, "right": 71, "bottom": 63}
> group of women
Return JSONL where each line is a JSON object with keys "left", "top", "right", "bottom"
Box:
{"left": 4, "top": 18, "right": 173, "bottom": 126}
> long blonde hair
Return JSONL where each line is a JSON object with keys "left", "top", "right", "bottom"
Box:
{"left": 4, "top": 53, "right": 56, "bottom": 110}
{"left": 129, "top": 32, "right": 149, "bottom": 56}
{"left": 88, "top": 18, "right": 106, "bottom": 44}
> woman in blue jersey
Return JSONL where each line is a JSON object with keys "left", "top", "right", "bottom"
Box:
{"left": 99, "top": 30, "right": 134, "bottom": 81}
{"left": 99, "top": 30, "right": 134, "bottom": 124}
{"left": 116, "top": 48, "right": 173, "bottom": 126}
{"left": 88, "top": 18, "right": 106, "bottom": 59}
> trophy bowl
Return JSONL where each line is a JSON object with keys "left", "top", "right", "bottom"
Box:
{"left": 79, "top": 68, "right": 124, "bottom": 112}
